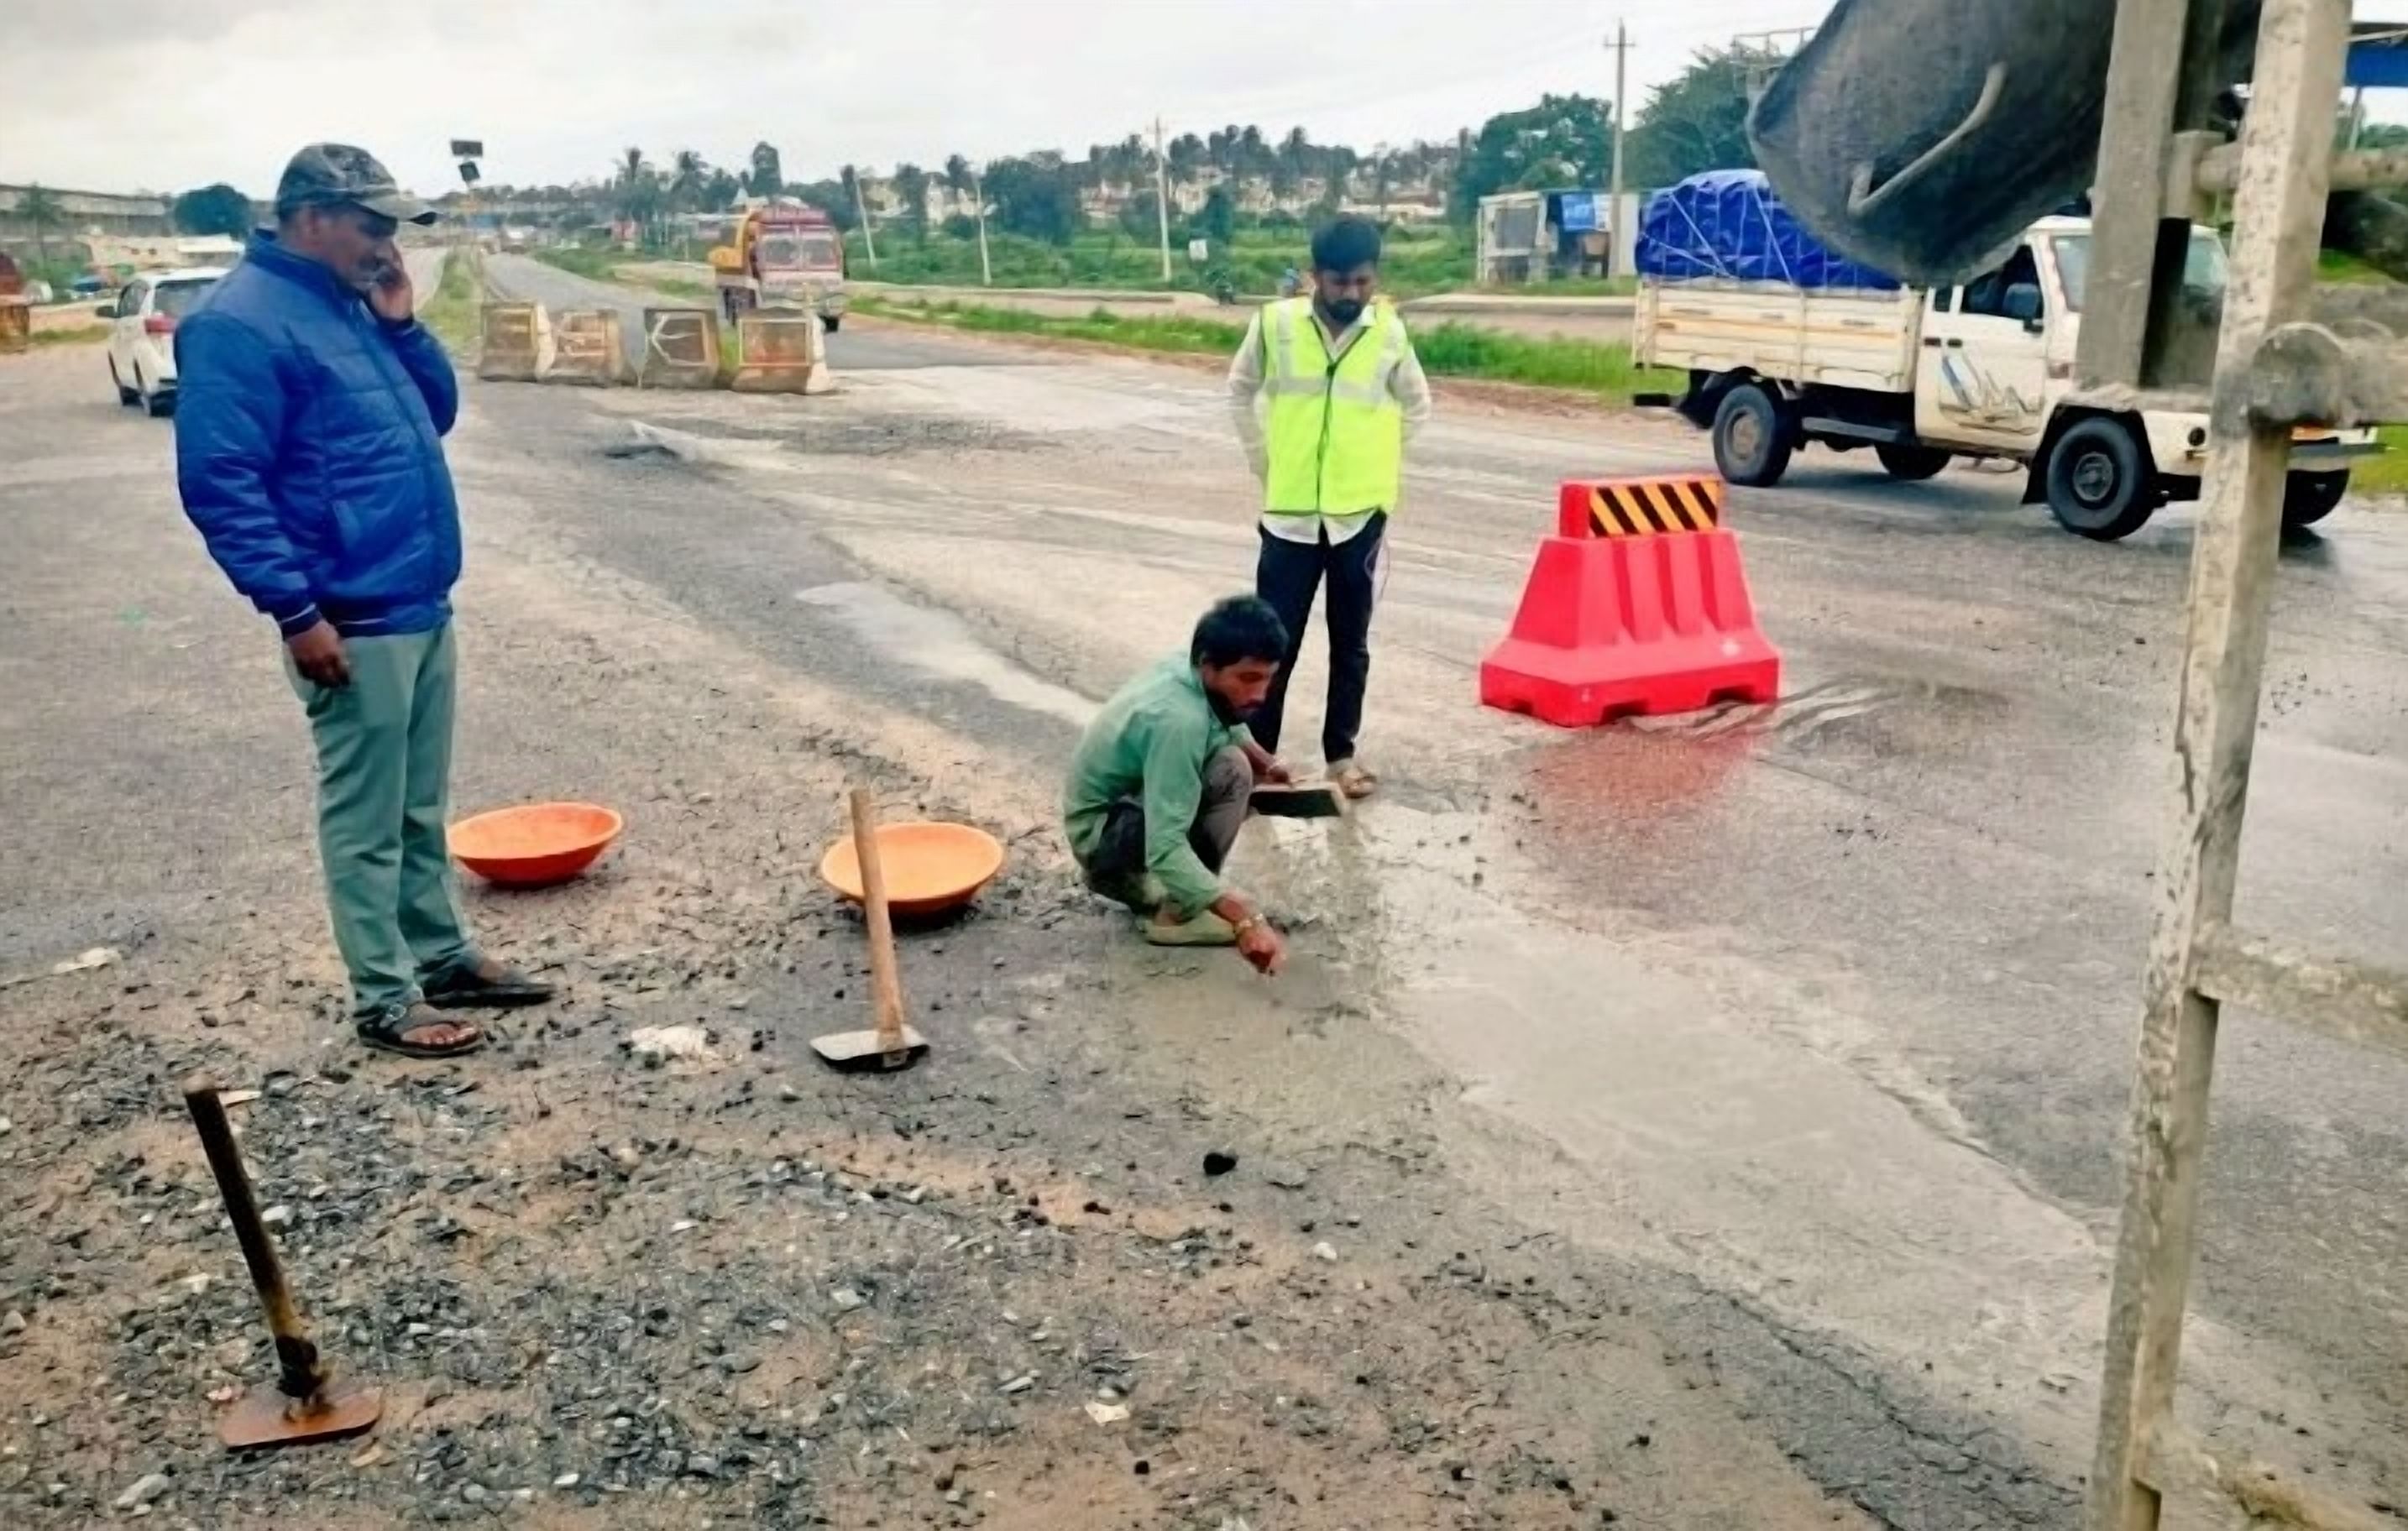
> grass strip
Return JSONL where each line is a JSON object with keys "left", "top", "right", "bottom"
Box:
{"left": 421, "top": 246, "right": 485, "bottom": 354}
{"left": 853, "top": 296, "right": 1680, "bottom": 404}
{"left": 28, "top": 325, "right": 107, "bottom": 347}
{"left": 531, "top": 246, "right": 627, "bottom": 283}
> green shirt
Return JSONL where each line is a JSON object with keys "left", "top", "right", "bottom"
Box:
{"left": 1063, "top": 653, "right": 1248, "bottom": 912}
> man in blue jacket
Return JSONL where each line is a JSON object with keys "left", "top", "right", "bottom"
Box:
{"left": 175, "top": 144, "right": 549, "bottom": 1058}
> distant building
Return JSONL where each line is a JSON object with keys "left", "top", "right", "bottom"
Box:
{"left": 0, "top": 185, "right": 172, "bottom": 264}
{"left": 83, "top": 233, "right": 243, "bottom": 274}
{"left": 1340, "top": 198, "right": 1446, "bottom": 224}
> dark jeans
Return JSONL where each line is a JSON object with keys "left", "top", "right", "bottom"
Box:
{"left": 1254, "top": 513, "right": 1385, "bottom": 763}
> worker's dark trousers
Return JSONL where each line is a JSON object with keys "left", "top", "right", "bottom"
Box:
{"left": 1253, "top": 512, "right": 1385, "bottom": 765}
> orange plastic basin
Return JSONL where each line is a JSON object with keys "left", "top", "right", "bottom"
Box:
{"left": 819, "top": 822, "right": 1005, "bottom": 917}
{"left": 449, "top": 802, "right": 624, "bottom": 887}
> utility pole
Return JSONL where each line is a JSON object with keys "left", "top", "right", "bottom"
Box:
{"left": 1605, "top": 24, "right": 1632, "bottom": 278}
{"left": 850, "top": 169, "right": 879, "bottom": 271}
{"left": 972, "top": 169, "right": 992, "bottom": 286}
{"left": 1153, "top": 116, "right": 1174, "bottom": 284}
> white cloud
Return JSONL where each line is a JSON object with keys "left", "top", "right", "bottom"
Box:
{"left": 6, "top": 0, "right": 1833, "bottom": 195}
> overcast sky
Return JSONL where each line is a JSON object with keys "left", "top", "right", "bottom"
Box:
{"left": 6, "top": 0, "right": 1838, "bottom": 196}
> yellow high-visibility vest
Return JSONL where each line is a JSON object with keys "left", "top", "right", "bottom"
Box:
{"left": 1257, "top": 296, "right": 1407, "bottom": 515}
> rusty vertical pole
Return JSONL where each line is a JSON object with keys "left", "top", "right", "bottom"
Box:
{"left": 185, "top": 1079, "right": 383, "bottom": 1449}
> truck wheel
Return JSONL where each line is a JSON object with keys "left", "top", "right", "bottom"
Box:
{"left": 2281, "top": 470, "right": 2348, "bottom": 531}
{"left": 1713, "top": 384, "right": 1793, "bottom": 488}
{"left": 2044, "top": 417, "right": 2159, "bottom": 541}
{"left": 820, "top": 314, "right": 841, "bottom": 333}
{"left": 1875, "top": 442, "right": 1950, "bottom": 480}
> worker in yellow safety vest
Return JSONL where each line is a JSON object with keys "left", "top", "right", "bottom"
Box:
{"left": 1227, "top": 216, "right": 1432, "bottom": 801}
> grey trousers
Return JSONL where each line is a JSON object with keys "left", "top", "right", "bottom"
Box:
{"left": 1087, "top": 745, "right": 1251, "bottom": 914}
{"left": 285, "top": 624, "right": 474, "bottom": 1018}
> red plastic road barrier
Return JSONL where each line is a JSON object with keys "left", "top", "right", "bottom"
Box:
{"left": 1479, "top": 474, "right": 1780, "bottom": 726}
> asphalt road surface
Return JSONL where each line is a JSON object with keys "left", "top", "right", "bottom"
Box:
{"left": 466, "top": 269, "right": 2408, "bottom": 1510}
{"left": 5, "top": 274, "right": 2403, "bottom": 1527}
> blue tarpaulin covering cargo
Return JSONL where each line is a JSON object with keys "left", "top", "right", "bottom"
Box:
{"left": 1636, "top": 170, "right": 1901, "bottom": 290}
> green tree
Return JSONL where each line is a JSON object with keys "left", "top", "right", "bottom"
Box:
{"left": 892, "top": 162, "right": 932, "bottom": 243}
{"left": 668, "top": 150, "right": 708, "bottom": 209}
{"left": 944, "top": 154, "right": 975, "bottom": 209}
{"left": 1273, "top": 126, "right": 1314, "bottom": 204}
{"left": 1167, "top": 133, "right": 1205, "bottom": 186}
{"left": 613, "top": 148, "right": 662, "bottom": 242}
{"left": 1369, "top": 149, "right": 1396, "bottom": 216}
{"left": 172, "top": 183, "right": 253, "bottom": 238}
{"left": 1317, "top": 144, "right": 1358, "bottom": 214}
{"left": 1623, "top": 47, "right": 1764, "bottom": 190}
{"left": 1238, "top": 125, "right": 1269, "bottom": 179}
{"left": 1118, "top": 191, "right": 1161, "bottom": 243}
{"left": 987, "top": 155, "right": 1081, "bottom": 245}
{"left": 1196, "top": 183, "right": 1236, "bottom": 247}
{"left": 747, "top": 141, "right": 783, "bottom": 198}
{"left": 17, "top": 185, "right": 65, "bottom": 269}
{"left": 1452, "top": 93, "right": 1613, "bottom": 222}
{"left": 665, "top": 150, "right": 709, "bottom": 254}
{"left": 796, "top": 178, "right": 856, "bottom": 231}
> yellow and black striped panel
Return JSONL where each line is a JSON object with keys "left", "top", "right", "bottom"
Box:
{"left": 1584, "top": 476, "right": 1725, "bottom": 537}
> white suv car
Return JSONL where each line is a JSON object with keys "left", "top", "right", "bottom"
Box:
{"left": 102, "top": 268, "right": 224, "bottom": 416}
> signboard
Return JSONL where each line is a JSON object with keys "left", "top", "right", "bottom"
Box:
{"left": 1493, "top": 201, "right": 1540, "bottom": 251}
{"left": 450, "top": 139, "right": 484, "bottom": 159}
{"left": 1187, "top": 238, "right": 1210, "bottom": 264}
{"left": 1557, "top": 192, "right": 1602, "bottom": 233}
{"left": 458, "top": 160, "right": 482, "bottom": 186}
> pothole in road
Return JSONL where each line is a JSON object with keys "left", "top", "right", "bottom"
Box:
{"left": 614, "top": 414, "right": 1051, "bottom": 459}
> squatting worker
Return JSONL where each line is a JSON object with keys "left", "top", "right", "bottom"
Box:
{"left": 1227, "top": 214, "right": 1432, "bottom": 802}
{"left": 1064, "top": 597, "right": 1293, "bottom": 975}
{"left": 174, "top": 144, "right": 552, "bottom": 1059}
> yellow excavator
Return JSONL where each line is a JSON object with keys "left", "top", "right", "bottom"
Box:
{"left": 707, "top": 201, "right": 847, "bottom": 332}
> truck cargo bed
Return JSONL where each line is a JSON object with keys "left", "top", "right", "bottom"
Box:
{"left": 1636, "top": 280, "right": 1921, "bottom": 395}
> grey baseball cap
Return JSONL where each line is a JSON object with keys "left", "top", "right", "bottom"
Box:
{"left": 273, "top": 144, "right": 437, "bottom": 225}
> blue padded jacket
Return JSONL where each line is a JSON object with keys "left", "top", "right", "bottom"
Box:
{"left": 174, "top": 233, "right": 462, "bottom": 639}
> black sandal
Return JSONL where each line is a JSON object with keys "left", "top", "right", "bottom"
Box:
{"left": 356, "top": 1002, "right": 485, "bottom": 1058}
{"left": 421, "top": 958, "right": 554, "bottom": 1009}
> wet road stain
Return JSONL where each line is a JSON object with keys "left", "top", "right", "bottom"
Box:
{"left": 793, "top": 581, "right": 1097, "bottom": 729}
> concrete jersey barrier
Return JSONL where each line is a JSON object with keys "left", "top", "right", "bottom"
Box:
{"left": 637, "top": 307, "right": 721, "bottom": 389}
{"left": 729, "top": 310, "right": 833, "bottom": 395}
{"left": 543, "top": 309, "right": 632, "bottom": 386}
{"left": 477, "top": 302, "right": 550, "bottom": 382}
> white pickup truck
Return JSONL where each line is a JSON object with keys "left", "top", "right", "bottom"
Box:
{"left": 1636, "top": 215, "right": 2379, "bottom": 540}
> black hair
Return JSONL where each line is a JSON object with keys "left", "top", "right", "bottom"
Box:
{"left": 1310, "top": 216, "right": 1382, "bottom": 274}
{"left": 1191, "top": 595, "right": 1289, "bottom": 669}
